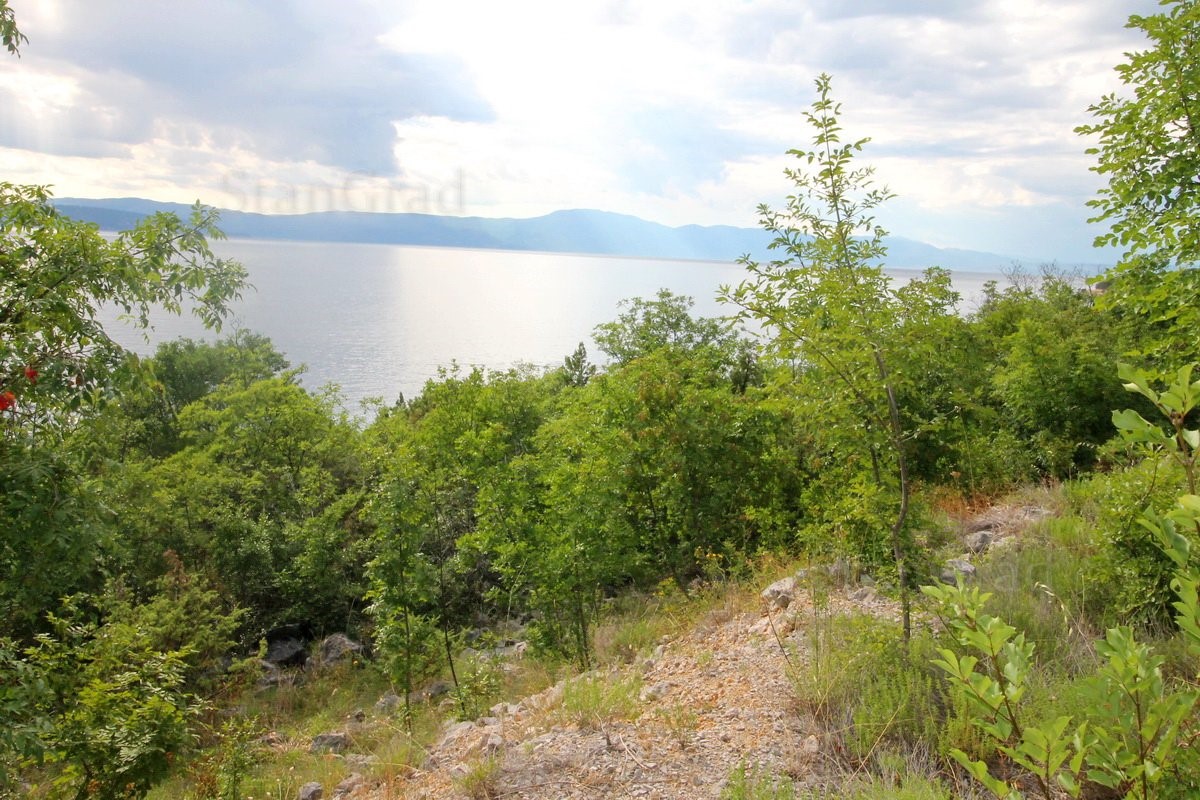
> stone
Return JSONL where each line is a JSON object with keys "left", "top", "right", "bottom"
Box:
{"left": 332, "top": 773, "right": 363, "bottom": 798}
{"left": 409, "top": 679, "right": 452, "bottom": 704}
{"left": 310, "top": 732, "right": 351, "bottom": 754}
{"left": 298, "top": 781, "right": 323, "bottom": 800}
{"left": 849, "top": 586, "right": 877, "bottom": 603}
{"left": 264, "top": 625, "right": 309, "bottom": 667}
{"left": 827, "top": 558, "right": 851, "bottom": 586}
{"left": 760, "top": 576, "right": 797, "bottom": 609}
{"left": 965, "top": 530, "right": 993, "bottom": 555}
{"left": 484, "top": 732, "right": 504, "bottom": 756}
{"left": 375, "top": 691, "right": 401, "bottom": 713}
{"left": 256, "top": 659, "right": 282, "bottom": 688}
{"left": 859, "top": 574, "right": 876, "bottom": 587}
{"left": 640, "top": 681, "right": 671, "bottom": 702}
{"left": 439, "top": 720, "right": 478, "bottom": 749}
{"left": 317, "top": 633, "right": 363, "bottom": 666}
{"left": 940, "top": 558, "right": 977, "bottom": 584}
{"left": 258, "top": 730, "right": 285, "bottom": 747}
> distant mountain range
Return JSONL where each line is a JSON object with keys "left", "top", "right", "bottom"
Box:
{"left": 56, "top": 197, "right": 1061, "bottom": 271}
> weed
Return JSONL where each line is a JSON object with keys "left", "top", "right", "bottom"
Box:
{"left": 558, "top": 671, "right": 642, "bottom": 730}
{"left": 655, "top": 702, "right": 699, "bottom": 749}
{"left": 721, "top": 762, "right": 795, "bottom": 799}
{"left": 453, "top": 756, "right": 502, "bottom": 800}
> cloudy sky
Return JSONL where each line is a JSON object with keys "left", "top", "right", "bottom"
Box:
{"left": 0, "top": 0, "right": 1160, "bottom": 263}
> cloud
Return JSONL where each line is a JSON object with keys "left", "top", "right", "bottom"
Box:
{"left": 0, "top": 0, "right": 1172, "bottom": 262}
{"left": 7, "top": 0, "right": 492, "bottom": 173}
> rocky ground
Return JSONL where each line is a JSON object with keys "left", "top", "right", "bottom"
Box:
{"left": 286, "top": 500, "right": 1048, "bottom": 800}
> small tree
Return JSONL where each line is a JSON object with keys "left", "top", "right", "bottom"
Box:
{"left": 1078, "top": 0, "right": 1200, "bottom": 372}
{"left": 721, "top": 74, "right": 959, "bottom": 638}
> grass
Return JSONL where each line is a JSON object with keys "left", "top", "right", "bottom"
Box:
{"left": 556, "top": 670, "right": 642, "bottom": 730}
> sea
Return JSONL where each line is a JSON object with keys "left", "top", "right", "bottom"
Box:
{"left": 99, "top": 239, "right": 1009, "bottom": 412}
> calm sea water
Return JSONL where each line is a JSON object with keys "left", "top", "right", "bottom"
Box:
{"left": 100, "top": 240, "right": 1004, "bottom": 409}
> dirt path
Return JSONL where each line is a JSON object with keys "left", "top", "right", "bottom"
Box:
{"left": 379, "top": 588, "right": 900, "bottom": 800}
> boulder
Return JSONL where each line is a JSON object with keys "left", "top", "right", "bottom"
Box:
{"left": 410, "top": 679, "right": 452, "bottom": 704}
{"left": 310, "top": 732, "right": 351, "bottom": 754}
{"left": 317, "top": 634, "right": 363, "bottom": 666}
{"left": 264, "top": 636, "right": 307, "bottom": 667}
{"left": 849, "top": 586, "right": 877, "bottom": 603}
{"left": 333, "top": 773, "right": 363, "bottom": 798}
{"left": 298, "top": 782, "right": 323, "bottom": 800}
{"left": 965, "top": 530, "right": 993, "bottom": 555}
{"left": 262, "top": 624, "right": 311, "bottom": 667}
{"left": 940, "top": 558, "right": 977, "bottom": 584}
{"left": 640, "top": 681, "right": 671, "bottom": 702}
{"left": 761, "top": 576, "right": 797, "bottom": 609}
{"left": 375, "top": 691, "right": 401, "bottom": 714}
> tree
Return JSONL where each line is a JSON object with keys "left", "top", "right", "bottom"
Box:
{"left": 1078, "top": 0, "right": 1200, "bottom": 266}
{"left": 721, "top": 74, "right": 960, "bottom": 639}
{"left": 1, "top": 183, "right": 247, "bottom": 435}
{"left": 1078, "top": 1, "right": 1200, "bottom": 376}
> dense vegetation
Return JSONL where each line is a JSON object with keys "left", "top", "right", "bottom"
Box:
{"left": 4, "top": 1, "right": 1200, "bottom": 798}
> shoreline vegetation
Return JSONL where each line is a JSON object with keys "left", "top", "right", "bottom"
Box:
{"left": 5, "top": 1, "right": 1200, "bottom": 798}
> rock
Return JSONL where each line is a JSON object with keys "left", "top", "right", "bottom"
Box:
{"left": 263, "top": 624, "right": 310, "bottom": 667}
{"left": 439, "top": 720, "right": 478, "bottom": 749}
{"left": 484, "top": 732, "right": 504, "bottom": 756}
{"left": 410, "top": 679, "right": 452, "bottom": 704}
{"left": 965, "top": 530, "right": 993, "bottom": 554}
{"left": 940, "top": 558, "right": 977, "bottom": 584}
{"left": 256, "top": 659, "right": 282, "bottom": 688}
{"left": 640, "top": 681, "right": 671, "bottom": 702}
{"left": 317, "top": 633, "right": 363, "bottom": 666}
{"left": 298, "top": 782, "right": 323, "bottom": 800}
{"left": 265, "top": 636, "right": 307, "bottom": 667}
{"left": 332, "top": 773, "right": 363, "bottom": 798}
{"left": 489, "top": 701, "right": 521, "bottom": 717}
{"left": 492, "top": 640, "right": 528, "bottom": 659}
{"left": 258, "top": 730, "right": 285, "bottom": 747}
{"left": 859, "top": 574, "right": 876, "bottom": 587}
{"left": 827, "top": 558, "right": 851, "bottom": 586}
{"left": 375, "top": 691, "right": 401, "bottom": 713}
{"left": 310, "top": 732, "right": 351, "bottom": 754}
{"left": 344, "top": 754, "right": 380, "bottom": 769}
{"left": 761, "top": 576, "right": 797, "bottom": 609}
{"left": 966, "top": 518, "right": 996, "bottom": 534}
{"left": 849, "top": 586, "right": 877, "bottom": 603}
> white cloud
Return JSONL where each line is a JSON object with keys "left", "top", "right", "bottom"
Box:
{"left": 0, "top": 0, "right": 1166, "bottom": 261}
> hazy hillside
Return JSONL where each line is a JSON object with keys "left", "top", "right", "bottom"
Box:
{"left": 57, "top": 197, "right": 1071, "bottom": 271}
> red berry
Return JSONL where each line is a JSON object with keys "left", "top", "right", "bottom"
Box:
{"left": 24, "top": 366, "right": 38, "bottom": 383}
{"left": 0, "top": 391, "right": 14, "bottom": 412}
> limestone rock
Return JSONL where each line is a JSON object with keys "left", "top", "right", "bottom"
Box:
{"left": 640, "top": 681, "right": 671, "bottom": 702}
{"left": 940, "top": 558, "right": 977, "bottom": 584}
{"left": 333, "top": 773, "right": 363, "bottom": 798}
{"left": 849, "top": 586, "right": 877, "bottom": 603}
{"left": 965, "top": 530, "right": 993, "bottom": 555}
{"left": 310, "top": 732, "right": 351, "bottom": 754}
{"left": 374, "top": 691, "right": 401, "bottom": 714}
{"left": 760, "top": 576, "right": 797, "bottom": 609}
{"left": 317, "top": 633, "right": 363, "bottom": 666}
{"left": 298, "top": 782, "right": 323, "bottom": 800}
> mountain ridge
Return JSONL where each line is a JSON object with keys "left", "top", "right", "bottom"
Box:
{"left": 54, "top": 197, "right": 1104, "bottom": 272}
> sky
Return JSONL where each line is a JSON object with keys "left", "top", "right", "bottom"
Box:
{"left": 0, "top": 0, "right": 1163, "bottom": 264}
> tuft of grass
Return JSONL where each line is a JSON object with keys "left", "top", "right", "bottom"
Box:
{"left": 721, "top": 762, "right": 795, "bottom": 800}
{"left": 557, "top": 671, "right": 642, "bottom": 730}
{"left": 655, "top": 702, "right": 700, "bottom": 750}
{"left": 453, "top": 756, "right": 502, "bottom": 800}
